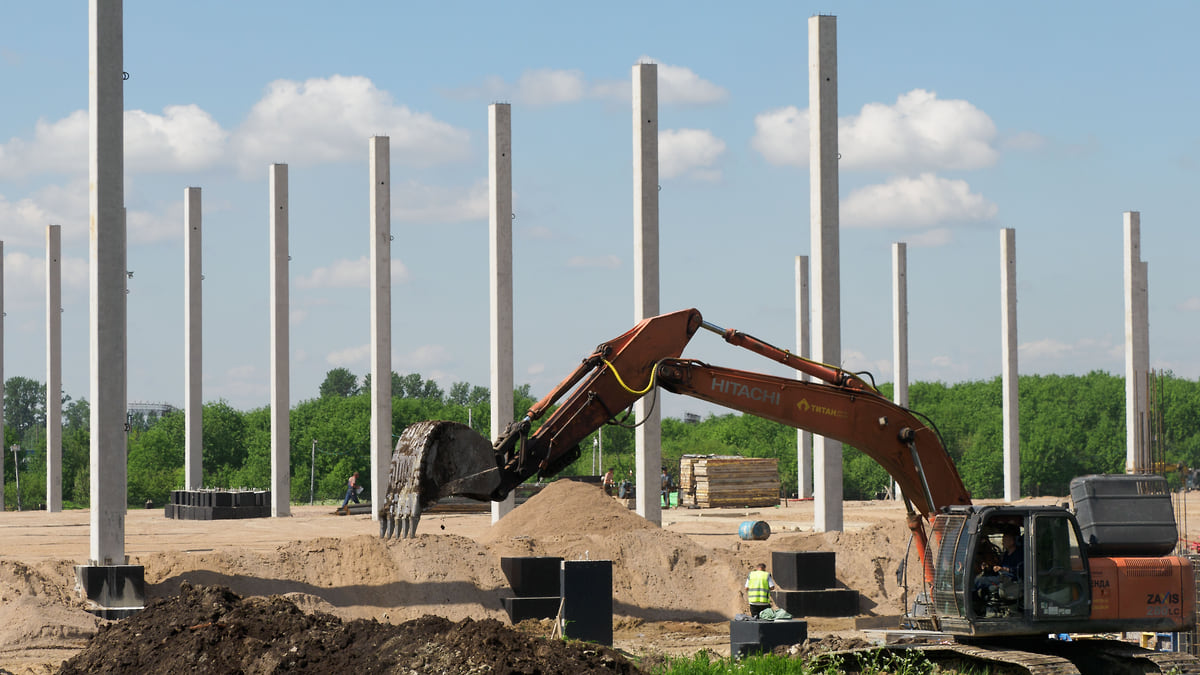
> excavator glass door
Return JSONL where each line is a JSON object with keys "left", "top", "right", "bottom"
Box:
{"left": 1031, "top": 513, "right": 1090, "bottom": 620}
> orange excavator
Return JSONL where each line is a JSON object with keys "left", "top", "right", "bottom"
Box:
{"left": 379, "top": 308, "right": 1196, "bottom": 645}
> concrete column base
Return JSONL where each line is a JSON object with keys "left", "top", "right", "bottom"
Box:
{"left": 75, "top": 563, "right": 144, "bottom": 619}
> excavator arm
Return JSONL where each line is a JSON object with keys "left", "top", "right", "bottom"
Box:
{"left": 379, "top": 308, "right": 971, "bottom": 542}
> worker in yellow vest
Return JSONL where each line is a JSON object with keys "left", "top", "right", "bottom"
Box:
{"left": 745, "top": 562, "right": 776, "bottom": 618}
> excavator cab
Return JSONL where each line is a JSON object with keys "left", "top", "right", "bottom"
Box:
{"left": 933, "top": 506, "right": 1092, "bottom": 637}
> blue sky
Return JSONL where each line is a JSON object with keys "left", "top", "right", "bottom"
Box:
{"left": 1, "top": 2, "right": 1198, "bottom": 420}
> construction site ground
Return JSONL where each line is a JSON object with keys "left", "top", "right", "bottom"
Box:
{"left": 0, "top": 481, "right": 1190, "bottom": 673}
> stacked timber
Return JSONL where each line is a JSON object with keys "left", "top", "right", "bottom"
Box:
{"left": 679, "top": 455, "right": 779, "bottom": 508}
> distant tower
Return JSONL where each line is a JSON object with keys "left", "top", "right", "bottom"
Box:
{"left": 1124, "top": 212, "right": 1150, "bottom": 473}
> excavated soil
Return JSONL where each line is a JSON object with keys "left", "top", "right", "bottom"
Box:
{"left": 57, "top": 583, "right": 638, "bottom": 675}
{"left": 0, "top": 480, "right": 1082, "bottom": 673}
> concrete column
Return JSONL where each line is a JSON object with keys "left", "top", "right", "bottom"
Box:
{"left": 46, "top": 225, "right": 62, "bottom": 511}
{"left": 89, "top": 0, "right": 127, "bottom": 564}
{"left": 633, "top": 63, "right": 662, "bottom": 525}
{"left": 369, "top": 137, "right": 391, "bottom": 518}
{"left": 488, "top": 105, "right": 516, "bottom": 523}
{"left": 794, "top": 255, "right": 812, "bottom": 498}
{"left": 892, "top": 242, "right": 907, "bottom": 502}
{"left": 269, "top": 164, "right": 290, "bottom": 516}
{"left": 1000, "top": 228, "right": 1020, "bottom": 500}
{"left": 809, "top": 15, "right": 842, "bottom": 532}
{"left": 1, "top": 241, "right": 5, "bottom": 509}
{"left": 184, "top": 188, "right": 202, "bottom": 490}
{"left": 1124, "top": 212, "right": 1150, "bottom": 472}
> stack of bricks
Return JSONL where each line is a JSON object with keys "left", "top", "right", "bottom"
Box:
{"left": 771, "top": 551, "right": 859, "bottom": 617}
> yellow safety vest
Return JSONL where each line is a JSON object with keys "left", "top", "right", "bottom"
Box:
{"left": 747, "top": 570, "right": 771, "bottom": 604}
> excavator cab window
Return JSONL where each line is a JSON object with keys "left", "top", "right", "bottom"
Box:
{"left": 970, "top": 517, "right": 1026, "bottom": 619}
{"left": 1032, "top": 513, "right": 1090, "bottom": 619}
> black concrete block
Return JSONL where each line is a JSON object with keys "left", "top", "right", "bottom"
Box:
{"left": 772, "top": 551, "right": 836, "bottom": 591}
{"left": 772, "top": 589, "right": 859, "bottom": 617}
{"left": 501, "top": 557, "right": 564, "bottom": 597}
{"left": 561, "top": 560, "right": 612, "bottom": 646}
{"left": 234, "top": 491, "right": 254, "bottom": 507}
{"left": 729, "top": 619, "right": 808, "bottom": 656}
{"left": 255, "top": 491, "right": 269, "bottom": 507}
{"left": 501, "top": 596, "right": 562, "bottom": 623}
{"left": 213, "top": 491, "right": 233, "bottom": 507}
{"left": 75, "top": 564, "right": 145, "bottom": 611}
{"left": 212, "top": 506, "right": 236, "bottom": 519}
{"left": 163, "top": 504, "right": 175, "bottom": 519}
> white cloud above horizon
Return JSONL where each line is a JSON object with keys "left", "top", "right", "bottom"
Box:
{"left": 752, "top": 89, "right": 999, "bottom": 171}
{"left": 842, "top": 174, "right": 998, "bottom": 231}
{"left": 0, "top": 75, "right": 471, "bottom": 181}
{"left": 660, "top": 128, "right": 726, "bottom": 180}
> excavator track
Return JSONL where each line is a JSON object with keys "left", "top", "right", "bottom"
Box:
{"left": 822, "top": 639, "right": 1200, "bottom": 674}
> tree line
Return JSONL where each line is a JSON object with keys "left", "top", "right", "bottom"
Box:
{"left": 5, "top": 369, "right": 1200, "bottom": 510}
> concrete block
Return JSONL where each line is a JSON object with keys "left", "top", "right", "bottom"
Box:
{"left": 75, "top": 564, "right": 145, "bottom": 615}
{"left": 500, "top": 556, "right": 563, "bottom": 597}
{"left": 561, "top": 560, "right": 612, "bottom": 646}
{"left": 501, "top": 596, "right": 561, "bottom": 623}
{"left": 213, "top": 491, "right": 233, "bottom": 507}
{"left": 772, "top": 551, "right": 836, "bottom": 590}
{"left": 772, "top": 589, "right": 859, "bottom": 617}
{"left": 729, "top": 619, "right": 808, "bottom": 657}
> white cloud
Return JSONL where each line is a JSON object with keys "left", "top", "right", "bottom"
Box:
{"left": 125, "top": 105, "right": 228, "bottom": 172}
{"left": 2, "top": 250, "right": 88, "bottom": 309}
{"left": 1019, "top": 336, "right": 1120, "bottom": 367}
{"left": 234, "top": 75, "right": 470, "bottom": 173}
{"left": 660, "top": 128, "right": 726, "bottom": 180}
{"left": 0, "top": 192, "right": 67, "bottom": 246}
{"left": 393, "top": 180, "right": 489, "bottom": 224}
{"left": 842, "top": 174, "right": 998, "bottom": 231}
{"left": 567, "top": 254, "right": 621, "bottom": 269}
{"left": 752, "top": 89, "right": 998, "bottom": 171}
{"left": 295, "top": 256, "right": 410, "bottom": 289}
{"left": 527, "top": 363, "right": 545, "bottom": 376}
{"left": 639, "top": 58, "right": 728, "bottom": 105}
{"left": 396, "top": 344, "right": 450, "bottom": 370}
{"left": 0, "top": 110, "right": 87, "bottom": 178}
{"left": 327, "top": 343, "right": 371, "bottom": 366}
{"left": 209, "top": 364, "right": 268, "bottom": 401}
{"left": 0, "top": 106, "right": 227, "bottom": 179}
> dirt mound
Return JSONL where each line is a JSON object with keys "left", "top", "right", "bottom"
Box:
{"left": 140, "top": 534, "right": 509, "bottom": 623}
{"left": 59, "top": 583, "right": 642, "bottom": 675}
{"left": 485, "top": 480, "right": 658, "bottom": 541}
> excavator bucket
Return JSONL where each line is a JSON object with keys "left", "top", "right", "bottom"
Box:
{"left": 378, "top": 420, "right": 501, "bottom": 539}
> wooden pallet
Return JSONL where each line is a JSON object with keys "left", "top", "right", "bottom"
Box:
{"left": 678, "top": 455, "right": 779, "bottom": 508}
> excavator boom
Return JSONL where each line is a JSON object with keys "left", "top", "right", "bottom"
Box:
{"left": 378, "top": 308, "right": 969, "bottom": 539}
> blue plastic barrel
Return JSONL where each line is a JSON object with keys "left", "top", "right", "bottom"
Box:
{"left": 738, "top": 520, "right": 771, "bottom": 540}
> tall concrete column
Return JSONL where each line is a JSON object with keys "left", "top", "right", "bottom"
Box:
{"left": 809, "top": 15, "right": 842, "bottom": 532}
{"left": 892, "top": 243, "right": 907, "bottom": 502}
{"left": 795, "top": 255, "right": 812, "bottom": 499}
{"left": 1, "top": 241, "right": 5, "bottom": 509}
{"left": 46, "top": 225, "right": 62, "bottom": 512}
{"left": 88, "top": 0, "right": 127, "bottom": 565}
{"left": 369, "top": 137, "right": 392, "bottom": 517}
{"left": 488, "top": 104, "right": 516, "bottom": 523}
{"left": 184, "top": 188, "right": 202, "bottom": 490}
{"left": 1000, "top": 228, "right": 1020, "bottom": 500}
{"left": 269, "top": 164, "right": 291, "bottom": 517}
{"left": 1124, "top": 212, "right": 1150, "bottom": 472}
{"left": 633, "top": 63, "right": 662, "bottom": 525}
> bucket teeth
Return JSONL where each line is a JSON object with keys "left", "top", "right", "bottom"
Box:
{"left": 378, "top": 420, "right": 501, "bottom": 539}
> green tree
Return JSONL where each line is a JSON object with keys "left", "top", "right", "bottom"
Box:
{"left": 319, "top": 368, "right": 359, "bottom": 398}
{"left": 5, "top": 376, "right": 46, "bottom": 444}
